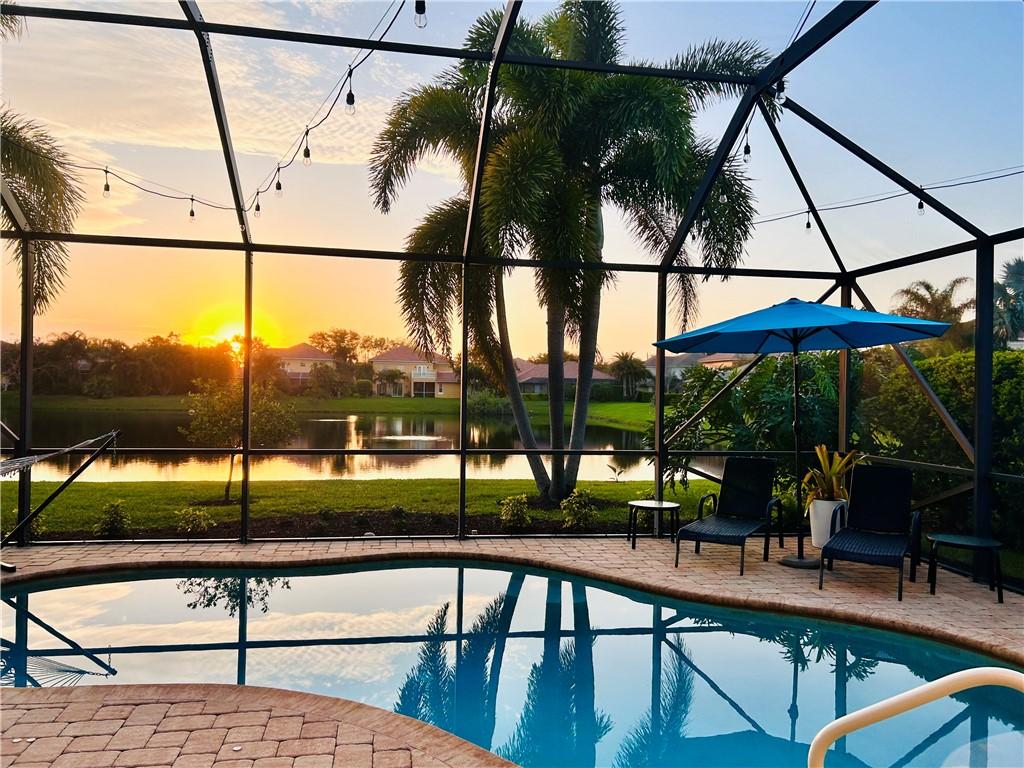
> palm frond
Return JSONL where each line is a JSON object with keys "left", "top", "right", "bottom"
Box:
{"left": 666, "top": 39, "right": 773, "bottom": 111}
{"left": 542, "top": 0, "right": 624, "bottom": 64}
{"left": 1, "top": 109, "right": 84, "bottom": 311}
{"left": 369, "top": 85, "right": 480, "bottom": 212}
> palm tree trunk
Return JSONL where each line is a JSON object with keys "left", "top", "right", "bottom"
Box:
{"left": 482, "top": 572, "right": 525, "bottom": 748}
{"left": 566, "top": 203, "right": 605, "bottom": 490}
{"left": 547, "top": 300, "right": 567, "bottom": 502}
{"left": 494, "top": 271, "right": 551, "bottom": 495}
{"left": 224, "top": 452, "right": 235, "bottom": 502}
{"left": 571, "top": 581, "right": 597, "bottom": 767}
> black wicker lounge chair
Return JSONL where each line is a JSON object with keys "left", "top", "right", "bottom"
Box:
{"left": 818, "top": 464, "right": 921, "bottom": 600}
{"left": 674, "top": 457, "right": 782, "bottom": 575}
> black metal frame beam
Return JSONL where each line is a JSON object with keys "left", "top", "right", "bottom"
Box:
{"left": 455, "top": 0, "right": 521, "bottom": 540}
{"left": 1, "top": 179, "right": 34, "bottom": 550}
{"left": 0, "top": 3, "right": 753, "bottom": 85}
{"left": 0, "top": 230, "right": 838, "bottom": 279}
{"left": 659, "top": 1, "right": 877, "bottom": 268}
{"left": 180, "top": 0, "right": 255, "bottom": 543}
{"left": 783, "top": 97, "right": 987, "bottom": 239}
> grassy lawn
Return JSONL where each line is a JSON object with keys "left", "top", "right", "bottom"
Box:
{"left": 0, "top": 478, "right": 708, "bottom": 534}
{"left": 2, "top": 394, "right": 653, "bottom": 432}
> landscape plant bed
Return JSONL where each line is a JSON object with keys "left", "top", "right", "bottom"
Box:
{"left": 1, "top": 478, "right": 709, "bottom": 537}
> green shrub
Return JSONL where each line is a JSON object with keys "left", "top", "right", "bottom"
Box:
{"left": 83, "top": 374, "right": 115, "bottom": 399}
{"left": 3, "top": 509, "right": 47, "bottom": 540}
{"left": 499, "top": 494, "right": 531, "bottom": 531}
{"left": 467, "top": 389, "right": 509, "bottom": 416}
{"left": 389, "top": 504, "right": 406, "bottom": 518}
{"left": 175, "top": 506, "right": 212, "bottom": 536}
{"left": 355, "top": 379, "right": 373, "bottom": 397}
{"left": 93, "top": 500, "right": 131, "bottom": 539}
{"left": 560, "top": 489, "right": 597, "bottom": 529}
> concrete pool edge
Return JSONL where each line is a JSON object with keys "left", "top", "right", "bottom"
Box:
{"left": 2, "top": 539, "right": 1021, "bottom": 667}
{"left": 1, "top": 682, "right": 514, "bottom": 767}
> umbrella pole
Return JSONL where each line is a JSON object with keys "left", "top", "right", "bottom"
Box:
{"left": 780, "top": 339, "right": 820, "bottom": 568}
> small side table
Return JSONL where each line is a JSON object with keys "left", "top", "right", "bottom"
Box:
{"left": 927, "top": 533, "right": 1003, "bottom": 604}
{"left": 627, "top": 500, "right": 681, "bottom": 549}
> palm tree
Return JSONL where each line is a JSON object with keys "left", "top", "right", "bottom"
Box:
{"left": 1, "top": 13, "right": 85, "bottom": 312}
{"left": 892, "top": 277, "right": 975, "bottom": 323}
{"left": 995, "top": 257, "right": 1024, "bottom": 348}
{"left": 609, "top": 352, "right": 652, "bottom": 401}
{"left": 370, "top": 1, "right": 766, "bottom": 502}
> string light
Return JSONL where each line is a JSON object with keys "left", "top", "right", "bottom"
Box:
{"left": 302, "top": 129, "right": 311, "bottom": 166}
{"left": 775, "top": 80, "right": 787, "bottom": 106}
{"left": 254, "top": 193, "right": 261, "bottom": 218}
{"left": 188, "top": 196, "right": 196, "bottom": 223}
{"left": 274, "top": 166, "right": 283, "bottom": 198}
{"left": 805, "top": 211, "right": 812, "bottom": 234}
{"left": 345, "top": 67, "right": 356, "bottom": 115}
{"left": 414, "top": 0, "right": 427, "bottom": 28}
{"left": 742, "top": 127, "right": 751, "bottom": 164}
{"left": 102, "top": 167, "right": 110, "bottom": 198}
{"left": 719, "top": 192, "right": 728, "bottom": 204}
{"left": 917, "top": 199, "right": 925, "bottom": 216}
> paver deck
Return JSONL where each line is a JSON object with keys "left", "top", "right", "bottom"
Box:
{"left": 1, "top": 684, "right": 511, "bottom": 768}
{"left": 1, "top": 537, "right": 1021, "bottom": 665}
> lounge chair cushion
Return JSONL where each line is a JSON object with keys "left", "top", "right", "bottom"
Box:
{"left": 677, "top": 515, "right": 765, "bottom": 546}
{"left": 821, "top": 528, "right": 909, "bottom": 567}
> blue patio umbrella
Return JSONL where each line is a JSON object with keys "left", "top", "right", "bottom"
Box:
{"left": 655, "top": 298, "right": 949, "bottom": 561}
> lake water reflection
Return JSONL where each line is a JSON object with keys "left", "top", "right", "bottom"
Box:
{"left": 26, "top": 410, "right": 661, "bottom": 482}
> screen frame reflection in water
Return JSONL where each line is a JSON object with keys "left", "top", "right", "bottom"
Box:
{"left": 2, "top": 559, "right": 1021, "bottom": 768}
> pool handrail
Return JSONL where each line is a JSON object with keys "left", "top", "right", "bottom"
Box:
{"left": 807, "top": 666, "right": 1024, "bottom": 768}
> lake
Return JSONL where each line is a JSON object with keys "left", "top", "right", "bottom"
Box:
{"left": 24, "top": 409, "right": 666, "bottom": 483}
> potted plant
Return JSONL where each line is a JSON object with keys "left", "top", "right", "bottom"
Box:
{"left": 803, "top": 445, "right": 862, "bottom": 548}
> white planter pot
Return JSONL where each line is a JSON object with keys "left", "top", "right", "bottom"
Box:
{"left": 809, "top": 499, "right": 846, "bottom": 548}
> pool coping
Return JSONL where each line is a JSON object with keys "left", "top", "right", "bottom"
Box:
{"left": 1, "top": 683, "right": 514, "bottom": 767}
{"left": 2, "top": 540, "right": 1022, "bottom": 667}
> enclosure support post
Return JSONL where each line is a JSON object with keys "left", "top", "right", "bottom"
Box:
{"left": 180, "top": 0, "right": 254, "bottom": 543}
{"left": 17, "top": 238, "right": 34, "bottom": 546}
{"left": 654, "top": 272, "right": 668, "bottom": 517}
{"left": 838, "top": 284, "right": 852, "bottom": 452}
{"left": 973, "top": 240, "right": 994, "bottom": 577}
{"left": 236, "top": 576, "right": 248, "bottom": 686}
{"left": 457, "top": 1, "right": 521, "bottom": 539}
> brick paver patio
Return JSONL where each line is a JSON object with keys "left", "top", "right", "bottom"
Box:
{"left": 1, "top": 684, "right": 511, "bottom": 768}
{"left": 1, "top": 537, "right": 1020, "bottom": 664}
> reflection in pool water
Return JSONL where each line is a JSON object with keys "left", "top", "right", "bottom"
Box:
{"left": 2, "top": 561, "right": 1021, "bottom": 767}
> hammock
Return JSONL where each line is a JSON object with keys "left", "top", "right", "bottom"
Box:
{"left": 1, "top": 653, "right": 109, "bottom": 687}
{"left": 0, "top": 431, "right": 118, "bottom": 477}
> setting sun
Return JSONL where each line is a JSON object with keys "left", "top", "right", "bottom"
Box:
{"left": 182, "top": 305, "right": 285, "bottom": 348}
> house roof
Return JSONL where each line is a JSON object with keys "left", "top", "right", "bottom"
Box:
{"left": 516, "top": 361, "right": 614, "bottom": 384}
{"left": 436, "top": 371, "right": 460, "bottom": 383}
{"left": 267, "top": 343, "right": 333, "bottom": 361}
{"left": 700, "top": 352, "right": 754, "bottom": 365}
{"left": 643, "top": 352, "right": 706, "bottom": 368}
{"left": 371, "top": 345, "right": 443, "bottom": 364}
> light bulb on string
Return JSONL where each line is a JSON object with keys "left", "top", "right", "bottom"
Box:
{"left": 274, "top": 166, "right": 283, "bottom": 197}
{"left": 302, "top": 129, "right": 311, "bottom": 166}
{"left": 775, "top": 80, "right": 787, "bottom": 106}
{"left": 917, "top": 199, "right": 925, "bottom": 217}
{"left": 102, "top": 167, "right": 111, "bottom": 198}
{"left": 189, "top": 196, "right": 196, "bottom": 224}
{"left": 414, "top": 0, "right": 427, "bottom": 28}
{"left": 719, "top": 192, "right": 728, "bottom": 204}
{"left": 742, "top": 127, "right": 751, "bottom": 164}
{"left": 254, "top": 193, "right": 261, "bottom": 218}
{"left": 345, "top": 68, "right": 356, "bottom": 115}
{"left": 805, "top": 211, "right": 812, "bottom": 235}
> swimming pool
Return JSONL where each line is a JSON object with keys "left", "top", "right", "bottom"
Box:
{"left": 2, "top": 559, "right": 1021, "bottom": 767}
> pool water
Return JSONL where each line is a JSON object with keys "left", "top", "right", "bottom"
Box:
{"left": 2, "top": 560, "right": 1021, "bottom": 767}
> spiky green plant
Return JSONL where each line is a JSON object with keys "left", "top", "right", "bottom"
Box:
{"left": 801, "top": 444, "right": 862, "bottom": 512}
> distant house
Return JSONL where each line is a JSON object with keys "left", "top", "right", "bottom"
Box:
{"left": 268, "top": 343, "right": 334, "bottom": 385}
{"left": 370, "top": 345, "right": 460, "bottom": 398}
{"left": 641, "top": 351, "right": 753, "bottom": 388}
{"left": 515, "top": 360, "right": 614, "bottom": 395}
